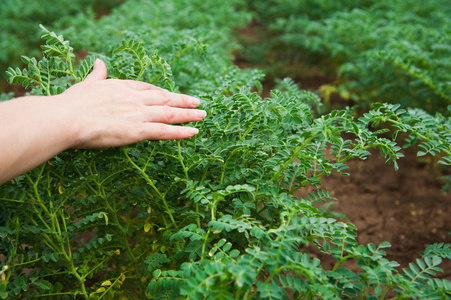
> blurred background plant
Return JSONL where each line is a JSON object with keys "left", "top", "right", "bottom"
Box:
{"left": 243, "top": 0, "right": 451, "bottom": 114}
{"left": 0, "top": 0, "right": 124, "bottom": 95}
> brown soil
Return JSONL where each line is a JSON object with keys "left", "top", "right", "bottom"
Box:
{"left": 298, "top": 148, "right": 451, "bottom": 279}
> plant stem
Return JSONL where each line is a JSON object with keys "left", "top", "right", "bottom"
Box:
{"left": 177, "top": 140, "right": 189, "bottom": 180}
{"left": 270, "top": 135, "right": 315, "bottom": 181}
{"left": 177, "top": 140, "right": 201, "bottom": 228}
{"left": 201, "top": 228, "right": 212, "bottom": 259}
{"left": 122, "top": 147, "right": 178, "bottom": 229}
{"left": 380, "top": 285, "right": 391, "bottom": 300}
{"left": 68, "top": 261, "right": 89, "bottom": 299}
{"left": 98, "top": 273, "right": 126, "bottom": 299}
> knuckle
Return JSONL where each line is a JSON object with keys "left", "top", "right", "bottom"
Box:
{"left": 156, "top": 124, "right": 168, "bottom": 138}
{"left": 159, "top": 90, "right": 170, "bottom": 105}
{"left": 163, "top": 105, "right": 176, "bottom": 123}
{"left": 133, "top": 127, "right": 146, "bottom": 143}
{"left": 109, "top": 79, "right": 122, "bottom": 86}
{"left": 181, "top": 94, "right": 191, "bottom": 107}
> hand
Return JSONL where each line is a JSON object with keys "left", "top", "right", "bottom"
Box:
{"left": 0, "top": 59, "right": 206, "bottom": 184}
{"left": 58, "top": 59, "right": 206, "bottom": 148}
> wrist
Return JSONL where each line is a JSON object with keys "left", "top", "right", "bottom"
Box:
{"left": 49, "top": 93, "right": 83, "bottom": 149}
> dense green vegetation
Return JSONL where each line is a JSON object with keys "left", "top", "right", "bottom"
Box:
{"left": 1, "top": 0, "right": 450, "bottom": 298}
{"left": 246, "top": 0, "right": 451, "bottom": 113}
{"left": 0, "top": 0, "right": 123, "bottom": 93}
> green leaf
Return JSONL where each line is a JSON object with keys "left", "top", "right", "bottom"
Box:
{"left": 34, "top": 280, "right": 52, "bottom": 290}
{"left": 229, "top": 249, "right": 240, "bottom": 258}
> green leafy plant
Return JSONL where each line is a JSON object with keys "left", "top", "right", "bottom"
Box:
{"left": 0, "top": 0, "right": 123, "bottom": 94}
{"left": 244, "top": 0, "right": 451, "bottom": 113}
{"left": 1, "top": 16, "right": 450, "bottom": 298}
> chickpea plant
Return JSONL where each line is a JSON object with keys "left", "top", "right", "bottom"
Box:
{"left": 1, "top": 24, "right": 451, "bottom": 300}
{"left": 246, "top": 0, "right": 451, "bottom": 114}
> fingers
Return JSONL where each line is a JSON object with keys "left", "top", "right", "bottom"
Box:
{"left": 139, "top": 89, "right": 200, "bottom": 108}
{"left": 84, "top": 59, "right": 107, "bottom": 82}
{"left": 123, "top": 80, "right": 164, "bottom": 91}
{"left": 77, "top": 58, "right": 206, "bottom": 143}
{"left": 118, "top": 81, "right": 200, "bottom": 108}
{"left": 82, "top": 59, "right": 200, "bottom": 108}
{"left": 142, "top": 124, "right": 200, "bottom": 140}
{"left": 145, "top": 106, "right": 206, "bottom": 124}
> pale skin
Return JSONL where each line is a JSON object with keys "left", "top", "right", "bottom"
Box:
{"left": 0, "top": 59, "right": 206, "bottom": 184}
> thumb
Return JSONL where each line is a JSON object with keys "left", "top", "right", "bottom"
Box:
{"left": 84, "top": 59, "right": 107, "bottom": 82}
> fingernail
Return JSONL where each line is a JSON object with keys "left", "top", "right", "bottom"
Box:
{"left": 196, "top": 110, "right": 207, "bottom": 119}
{"left": 189, "top": 128, "right": 199, "bottom": 135}
{"left": 94, "top": 58, "right": 102, "bottom": 68}
{"left": 190, "top": 97, "right": 200, "bottom": 107}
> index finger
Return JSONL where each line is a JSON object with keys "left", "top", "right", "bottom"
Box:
{"left": 139, "top": 89, "right": 200, "bottom": 108}
{"left": 122, "top": 80, "right": 166, "bottom": 91}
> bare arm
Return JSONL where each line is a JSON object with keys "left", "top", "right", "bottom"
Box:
{"left": 0, "top": 59, "right": 206, "bottom": 184}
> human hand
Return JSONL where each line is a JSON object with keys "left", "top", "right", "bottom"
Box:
{"left": 57, "top": 59, "right": 206, "bottom": 149}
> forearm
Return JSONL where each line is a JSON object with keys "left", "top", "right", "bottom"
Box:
{"left": 0, "top": 96, "right": 74, "bottom": 184}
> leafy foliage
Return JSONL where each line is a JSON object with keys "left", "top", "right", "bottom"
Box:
{"left": 0, "top": 0, "right": 123, "bottom": 93}
{"left": 1, "top": 0, "right": 450, "bottom": 299}
{"left": 245, "top": 0, "right": 451, "bottom": 113}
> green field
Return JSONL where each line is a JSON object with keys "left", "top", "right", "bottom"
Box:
{"left": 1, "top": 0, "right": 450, "bottom": 298}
